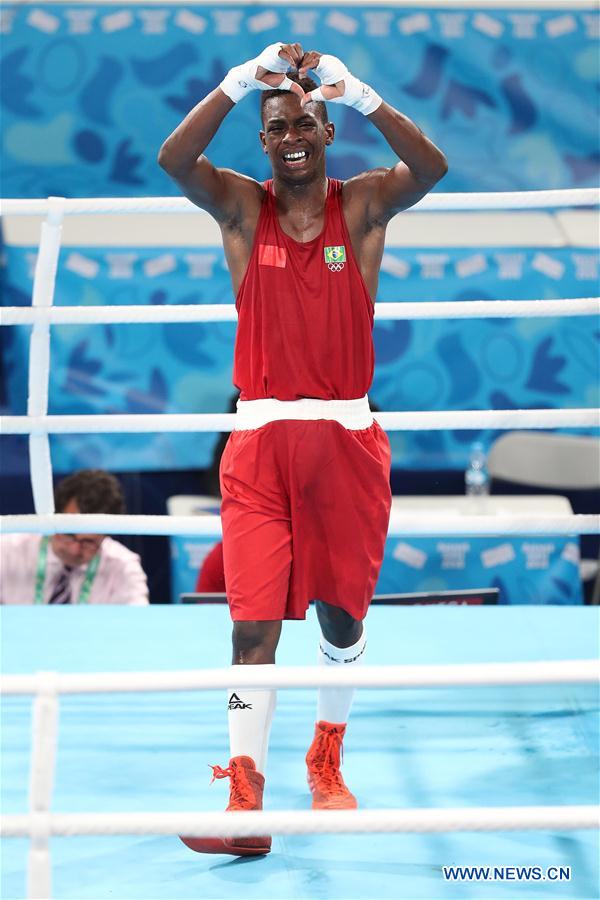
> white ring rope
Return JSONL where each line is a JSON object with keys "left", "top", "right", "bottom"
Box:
{"left": 2, "top": 660, "right": 598, "bottom": 696}
{"left": 1, "top": 187, "right": 598, "bottom": 216}
{"left": 2, "top": 408, "right": 598, "bottom": 435}
{"left": 2, "top": 298, "right": 599, "bottom": 326}
{"left": 2, "top": 806, "right": 599, "bottom": 839}
{"left": 2, "top": 512, "right": 598, "bottom": 536}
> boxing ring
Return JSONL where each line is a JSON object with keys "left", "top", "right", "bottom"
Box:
{"left": 1, "top": 187, "right": 599, "bottom": 899}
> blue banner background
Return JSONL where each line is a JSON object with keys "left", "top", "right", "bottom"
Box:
{"left": 1, "top": 5, "right": 599, "bottom": 196}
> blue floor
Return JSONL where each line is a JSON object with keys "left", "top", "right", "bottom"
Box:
{"left": 2, "top": 606, "right": 599, "bottom": 900}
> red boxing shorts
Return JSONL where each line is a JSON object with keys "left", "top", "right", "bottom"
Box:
{"left": 220, "top": 400, "right": 391, "bottom": 621}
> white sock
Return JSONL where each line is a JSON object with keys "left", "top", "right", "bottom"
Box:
{"left": 316, "top": 626, "right": 366, "bottom": 725}
{"left": 227, "top": 665, "right": 276, "bottom": 776}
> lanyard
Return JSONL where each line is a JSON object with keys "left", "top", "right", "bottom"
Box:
{"left": 34, "top": 537, "right": 100, "bottom": 605}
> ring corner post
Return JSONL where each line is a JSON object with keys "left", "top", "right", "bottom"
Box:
{"left": 27, "top": 197, "right": 66, "bottom": 518}
{"left": 27, "top": 672, "right": 60, "bottom": 899}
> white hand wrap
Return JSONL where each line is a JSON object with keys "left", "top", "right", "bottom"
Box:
{"left": 309, "top": 54, "right": 382, "bottom": 115}
{"left": 219, "top": 43, "right": 293, "bottom": 103}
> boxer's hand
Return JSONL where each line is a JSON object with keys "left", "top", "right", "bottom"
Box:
{"left": 300, "top": 52, "right": 382, "bottom": 115}
{"left": 297, "top": 50, "right": 325, "bottom": 80}
{"left": 298, "top": 51, "right": 344, "bottom": 102}
{"left": 220, "top": 42, "right": 305, "bottom": 103}
{"left": 255, "top": 42, "right": 303, "bottom": 89}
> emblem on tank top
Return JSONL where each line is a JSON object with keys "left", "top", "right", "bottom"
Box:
{"left": 324, "top": 245, "right": 346, "bottom": 272}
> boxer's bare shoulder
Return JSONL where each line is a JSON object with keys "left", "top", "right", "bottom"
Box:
{"left": 167, "top": 156, "right": 264, "bottom": 229}
{"left": 164, "top": 153, "right": 265, "bottom": 292}
{"left": 342, "top": 169, "right": 391, "bottom": 233}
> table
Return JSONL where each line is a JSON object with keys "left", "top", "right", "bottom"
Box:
{"left": 167, "top": 494, "right": 583, "bottom": 605}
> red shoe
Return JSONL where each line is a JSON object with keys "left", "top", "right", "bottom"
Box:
{"left": 180, "top": 755, "right": 271, "bottom": 856}
{"left": 306, "top": 721, "right": 358, "bottom": 810}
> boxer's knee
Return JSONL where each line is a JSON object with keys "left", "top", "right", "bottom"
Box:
{"left": 232, "top": 620, "right": 282, "bottom": 664}
{"left": 315, "top": 600, "right": 363, "bottom": 648}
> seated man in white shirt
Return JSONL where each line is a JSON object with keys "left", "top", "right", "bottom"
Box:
{"left": 0, "top": 469, "right": 149, "bottom": 605}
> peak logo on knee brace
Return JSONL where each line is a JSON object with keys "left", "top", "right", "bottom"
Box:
{"left": 229, "top": 692, "right": 253, "bottom": 710}
{"left": 319, "top": 643, "right": 366, "bottom": 664}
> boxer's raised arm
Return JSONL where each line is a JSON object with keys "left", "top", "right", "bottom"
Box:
{"left": 158, "top": 43, "right": 305, "bottom": 222}
{"left": 301, "top": 52, "right": 447, "bottom": 220}
{"left": 158, "top": 89, "right": 240, "bottom": 221}
{"left": 365, "top": 101, "right": 448, "bottom": 216}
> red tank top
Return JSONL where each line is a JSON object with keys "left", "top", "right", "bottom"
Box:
{"left": 233, "top": 178, "right": 375, "bottom": 401}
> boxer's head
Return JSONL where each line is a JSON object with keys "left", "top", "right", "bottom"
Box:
{"left": 260, "top": 74, "right": 334, "bottom": 184}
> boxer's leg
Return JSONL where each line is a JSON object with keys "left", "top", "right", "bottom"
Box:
{"left": 305, "top": 601, "right": 365, "bottom": 810}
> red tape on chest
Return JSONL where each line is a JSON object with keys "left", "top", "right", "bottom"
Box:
{"left": 258, "top": 244, "right": 287, "bottom": 268}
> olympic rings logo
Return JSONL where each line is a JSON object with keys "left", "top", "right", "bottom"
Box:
{"left": 328, "top": 262, "right": 345, "bottom": 272}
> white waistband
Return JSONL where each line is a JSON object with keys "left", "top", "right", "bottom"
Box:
{"left": 234, "top": 396, "right": 373, "bottom": 431}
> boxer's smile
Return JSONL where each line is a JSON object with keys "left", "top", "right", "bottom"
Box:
{"left": 282, "top": 148, "right": 310, "bottom": 169}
